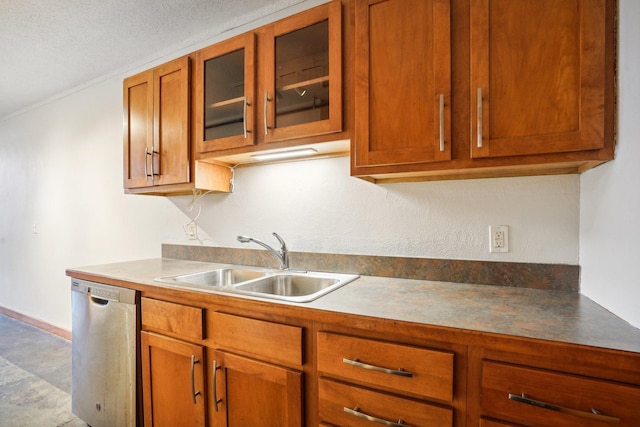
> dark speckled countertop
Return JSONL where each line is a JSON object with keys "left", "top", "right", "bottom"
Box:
{"left": 66, "top": 257, "right": 640, "bottom": 354}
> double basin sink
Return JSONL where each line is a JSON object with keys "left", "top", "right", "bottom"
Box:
{"left": 155, "top": 266, "right": 359, "bottom": 303}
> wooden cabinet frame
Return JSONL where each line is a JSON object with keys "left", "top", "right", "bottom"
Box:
{"left": 353, "top": 0, "right": 452, "bottom": 167}
{"left": 123, "top": 56, "right": 190, "bottom": 190}
{"left": 210, "top": 350, "right": 303, "bottom": 426}
{"left": 261, "top": 0, "right": 343, "bottom": 144}
{"left": 194, "top": 33, "right": 257, "bottom": 153}
{"left": 351, "top": 0, "right": 616, "bottom": 183}
{"left": 140, "top": 331, "right": 206, "bottom": 427}
{"left": 470, "top": 0, "right": 607, "bottom": 159}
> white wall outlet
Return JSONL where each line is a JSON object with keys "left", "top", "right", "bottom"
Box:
{"left": 490, "top": 225, "right": 509, "bottom": 253}
{"left": 185, "top": 222, "right": 198, "bottom": 240}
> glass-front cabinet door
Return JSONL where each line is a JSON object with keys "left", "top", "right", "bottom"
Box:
{"left": 195, "top": 33, "right": 256, "bottom": 153}
{"left": 262, "top": 0, "right": 342, "bottom": 143}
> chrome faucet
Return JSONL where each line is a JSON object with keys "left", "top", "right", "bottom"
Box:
{"left": 237, "top": 232, "right": 289, "bottom": 270}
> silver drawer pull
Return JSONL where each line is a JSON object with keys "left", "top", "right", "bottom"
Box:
{"left": 213, "top": 360, "right": 222, "bottom": 412}
{"left": 508, "top": 393, "right": 621, "bottom": 423}
{"left": 190, "top": 355, "right": 201, "bottom": 404}
{"left": 477, "top": 87, "right": 483, "bottom": 148}
{"left": 342, "top": 358, "right": 413, "bottom": 378}
{"left": 439, "top": 93, "right": 445, "bottom": 152}
{"left": 344, "top": 407, "right": 410, "bottom": 427}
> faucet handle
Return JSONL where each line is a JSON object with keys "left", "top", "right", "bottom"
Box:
{"left": 272, "top": 232, "right": 287, "bottom": 251}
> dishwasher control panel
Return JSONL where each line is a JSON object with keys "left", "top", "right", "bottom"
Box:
{"left": 71, "top": 279, "right": 136, "bottom": 304}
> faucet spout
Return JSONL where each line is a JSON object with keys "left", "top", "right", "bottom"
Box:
{"left": 237, "top": 232, "right": 289, "bottom": 270}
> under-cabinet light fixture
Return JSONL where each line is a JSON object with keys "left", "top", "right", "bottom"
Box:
{"left": 251, "top": 148, "right": 318, "bottom": 162}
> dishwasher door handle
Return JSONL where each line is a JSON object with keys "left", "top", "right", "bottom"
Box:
{"left": 90, "top": 297, "right": 109, "bottom": 306}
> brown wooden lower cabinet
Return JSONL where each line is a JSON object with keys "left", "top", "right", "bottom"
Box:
{"left": 317, "top": 331, "right": 454, "bottom": 402}
{"left": 134, "top": 291, "right": 640, "bottom": 427}
{"left": 318, "top": 378, "right": 453, "bottom": 427}
{"left": 209, "top": 350, "right": 303, "bottom": 427}
{"left": 480, "top": 360, "right": 640, "bottom": 427}
{"left": 140, "top": 331, "right": 206, "bottom": 427}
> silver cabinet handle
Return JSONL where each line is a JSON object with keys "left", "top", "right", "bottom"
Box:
{"left": 344, "top": 407, "right": 409, "bottom": 427}
{"left": 508, "top": 393, "right": 621, "bottom": 423}
{"left": 243, "top": 96, "right": 249, "bottom": 139}
{"left": 213, "top": 360, "right": 222, "bottom": 412}
{"left": 342, "top": 358, "right": 413, "bottom": 378}
{"left": 144, "top": 147, "right": 151, "bottom": 179}
{"left": 263, "top": 91, "right": 270, "bottom": 135}
{"left": 190, "top": 355, "right": 201, "bottom": 404}
{"left": 477, "top": 87, "right": 483, "bottom": 148}
{"left": 146, "top": 147, "right": 158, "bottom": 178}
{"left": 439, "top": 94, "right": 445, "bottom": 152}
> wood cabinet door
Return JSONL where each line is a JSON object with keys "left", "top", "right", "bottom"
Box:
{"left": 353, "top": 0, "right": 451, "bottom": 168}
{"left": 195, "top": 32, "right": 256, "bottom": 154}
{"left": 123, "top": 69, "right": 153, "bottom": 189}
{"left": 210, "top": 350, "right": 302, "bottom": 427}
{"left": 152, "top": 56, "right": 190, "bottom": 186}
{"left": 470, "top": 0, "right": 607, "bottom": 159}
{"left": 261, "top": 0, "right": 342, "bottom": 144}
{"left": 141, "top": 331, "right": 206, "bottom": 427}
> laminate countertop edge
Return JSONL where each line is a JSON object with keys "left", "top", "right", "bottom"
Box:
{"left": 65, "top": 257, "right": 640, "bottom": 355}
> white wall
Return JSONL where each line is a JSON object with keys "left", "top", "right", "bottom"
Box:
{"left": 6, "top": 0, "right": 628, "bottom": 332}
{"left": 170, "top": 159, "right": 579, "bottom": 263}
{"left": 0, "top": 78, "right": 194, "bottom": 329}
{"left": 580, "top": 0, "right": 640, "bottom": 329}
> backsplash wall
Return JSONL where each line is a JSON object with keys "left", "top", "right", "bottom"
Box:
{"left": 168, "top": 156, "right": 579, "bottom": 265}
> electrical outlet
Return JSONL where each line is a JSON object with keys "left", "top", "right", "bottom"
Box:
{"left": 185, "top": 222, "right": 198, "bottom": 240}
{"left": 490, "top": 225, "right": 509, "bottom": 253}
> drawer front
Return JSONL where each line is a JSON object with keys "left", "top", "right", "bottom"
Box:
{"left": 141, "top": 298, "right": 204, "bottom": 340}
{"left": 319, "top": 379, "right": 453, "bottom": 427}
{"left": 481, "top": 360, "right": 640, "bottom": 427}
{"left": 211, "top": 312, "right": 303, "bottom": 367}
{"left": 317, "top": 332, "right": 454, "bottom": 401}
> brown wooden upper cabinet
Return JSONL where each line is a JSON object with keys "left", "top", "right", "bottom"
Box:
{"left": 123, "top": 56, "right": 190, "bottom": 190}
{"left": 194, "top": 0, "right": 342, "bottom": 157}
{"left": 470, "top": 0, "right": 607, "bottom": 159}
{"left": 353, "top": 0, "right": 452, "bottom": 168}
{"left": 351, "top": 0, "right": 615, "bottom": 182}
{"left": 195, "top": 33, "right": 256, "bottom": 153}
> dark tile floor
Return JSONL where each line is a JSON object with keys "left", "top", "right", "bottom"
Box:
{"left": 0, "top": 314, "right": 85, "bottom": 426}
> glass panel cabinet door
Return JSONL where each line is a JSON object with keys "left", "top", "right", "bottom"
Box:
{"left": 195, "top": 33, "right": 256, "bottom": 153}
{"left": 275, "top": 20, "right": 329, "bottom": 129}
{"left": 263, "top": 1, "right": 342, "bottom": 143}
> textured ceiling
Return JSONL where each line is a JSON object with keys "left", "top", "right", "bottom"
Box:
{"left": 0, "top": 0, "right": 306, "bottom": 120}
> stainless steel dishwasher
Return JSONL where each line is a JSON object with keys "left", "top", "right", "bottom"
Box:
{"left": 71, "top": 278, "right": 138, "bottom": 427}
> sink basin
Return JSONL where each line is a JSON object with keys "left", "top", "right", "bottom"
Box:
{"left": 232, "top": 272, "right": 359, "bottom": 302}
{"left": 156, "top": 268, "right": 268, "bottom": 288}
{"left": 155, "top": 266, "right": 359, "bottom": 302}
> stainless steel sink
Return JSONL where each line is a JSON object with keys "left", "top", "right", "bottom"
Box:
{"left": 155, "top": 267, "right": 358, "bottom": 302}
{"left": 155, "top": 268, "right": 268, "bottom": 287}
{"left": 232, "top": 272, "right": 359, "bottom": 302}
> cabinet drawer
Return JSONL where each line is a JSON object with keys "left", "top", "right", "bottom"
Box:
{"left": 210, "top": 312, "right": 303, "bottom": 367}
{"left": 481, "top": 360, "right": 640, "bottom": 427}
{"left": 319, "top": 379, "right": 453, "bottom": 427}
{"left": 317, "top": 332, "right": 454, "bottom": 402}
{"left": 141, "top": 298, "right": 204, "bottom": 340}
